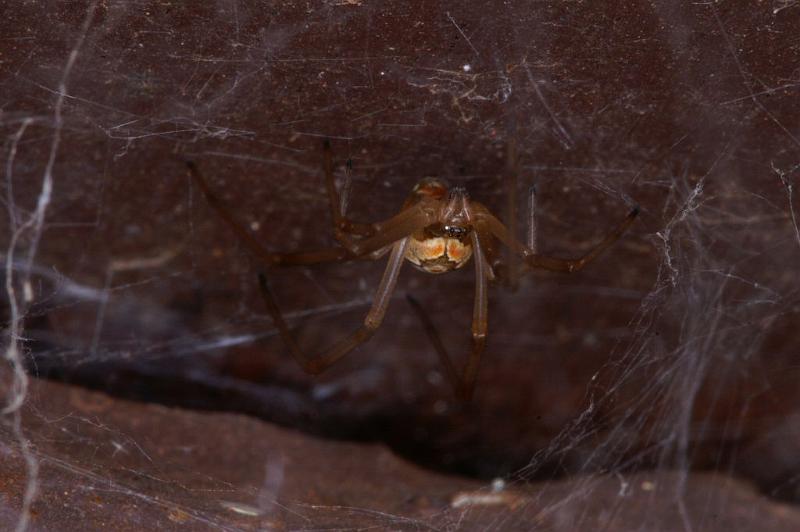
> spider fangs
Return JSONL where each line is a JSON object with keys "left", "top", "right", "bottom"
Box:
{"left": 187, "top": 140, "right": 638, "bottom": 401}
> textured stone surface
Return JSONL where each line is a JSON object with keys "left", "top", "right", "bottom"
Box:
{"left": 2, "top": 375, "right": 800, "bottom": 531}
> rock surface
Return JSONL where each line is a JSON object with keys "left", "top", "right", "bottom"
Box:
{"left": 2, "top": 375, "right": 800, "bottom": 531}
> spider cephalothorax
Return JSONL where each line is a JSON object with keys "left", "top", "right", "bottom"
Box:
{"left": 188, "top": 140, "right": 638, "bottom": 401}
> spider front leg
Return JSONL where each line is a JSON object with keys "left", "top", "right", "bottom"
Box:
{"left": 187, "top": 160, "right": 431, "bottom": 266}
{"left": 258, "top": 238, "right": 410, "bottom": 374}
{"left": 187, "top": 161, "right": 347, "bottom": 266}
{"left": 322, "top": 139, "right": 375, "bottom": 243}
{"left": 478, "top": 205, "right": 639, "bottom": 275}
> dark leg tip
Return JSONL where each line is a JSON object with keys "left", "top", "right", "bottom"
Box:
{"left": 323, "top": 138, "right": 331, "bottom": 150}
{"left": 630, "top": 205, "right": 640, "bottom": 217}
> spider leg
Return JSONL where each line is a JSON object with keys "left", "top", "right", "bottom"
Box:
{"left": 504, "top": 135, "right": 521, "bottom": 291}
{"left": 186, "top": 161, "right": 283, "bottom": 264}
{"left": 323, "top": 139, "right": 376, "bottom": 241}
{"left": 187, "top": 160, "right": 432, "bottom": 266}
{"left": 526, "top": 185, "right": 538, "bottom": 254}
{"left": 477, "top": 205, "right": 639, "bottom": 274}
{"left": 258, "top": 238, "right": 410, "bottom": 374}
{"left": 462, "top": 230, "right": 490, "bottom": 401}
{"left": 405, "top": 294, "right": 462, "bottom": 399}
{"left": 407, "top": 230, "right": 491, "bottom": 402}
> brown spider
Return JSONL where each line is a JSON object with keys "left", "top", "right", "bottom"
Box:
{"left": 187, "top": 140, "right": 638, "bottom": 401}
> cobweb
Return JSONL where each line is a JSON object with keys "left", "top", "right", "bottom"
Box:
{"left": 2, "top": 1, "right": 800, "bottom": 530}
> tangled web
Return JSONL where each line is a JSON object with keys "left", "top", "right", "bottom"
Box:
{"left": 2, "top": 1, "right": 800, "bottom": 530}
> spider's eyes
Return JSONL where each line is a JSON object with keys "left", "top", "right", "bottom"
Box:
{"left": 443, "top": 225, "right": 469, "bottom": 238}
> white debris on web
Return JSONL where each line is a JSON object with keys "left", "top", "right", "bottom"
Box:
{"left": 450, "top": 477, "right": 526, "bottom": 509}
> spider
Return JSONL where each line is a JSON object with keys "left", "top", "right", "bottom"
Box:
{"left": 187, "top": 140, "right": 638, "bottom": 401}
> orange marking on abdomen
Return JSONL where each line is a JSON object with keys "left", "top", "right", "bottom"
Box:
{"left": 412, "top": 238, "right": 446, "bottom": 261}
{"left": 446, "top": 239, "right": 469, "bottom": 261}
{"left": 405, "top": 236, "right": 473, "bottom": 273}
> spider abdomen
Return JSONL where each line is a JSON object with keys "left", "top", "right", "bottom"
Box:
{"left": 405, "top": 236, "right": 473, "bottom": 274}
